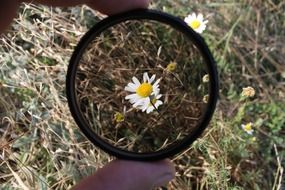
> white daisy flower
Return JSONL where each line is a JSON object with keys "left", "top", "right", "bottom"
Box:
{"left": 184, "top": 13, "right": 208, "bottom": 34}
{"left": 125, "top": 72, "right": 162, "bottom": 113}
{"left": 241, "top": 122, "right": 254, "bottom": 135}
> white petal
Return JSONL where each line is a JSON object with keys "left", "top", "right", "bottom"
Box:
{"left": 195, "top": 23, "right": 207, "bottom": 34}
{"left": 247, "top": 130, "right": 253, "bottom": 135}
{"left": 146, "top": 107, "right": 154, "bottom": 114}
{"left": 142, "top": 104, "right": 150, "bottom": 111}
{"left": 143, "top": 98, "right": 151, "bottom": 107}
{"left": 132, "top": 77, "right": 140, "bottom": 86}
{"left": 128, "top": 82, "right": 139, "bottom": 89}
{"left": 133, "top": 99, "right": 144, "bottom": 107}
{"left": 138, "top": 98, "right": 149, "bottom": 108}
{"left": 185, "top": 17, "right": 192, "bottom": 24}
{"left": 156, "top": 94, "right": 162, "bottom": 99}
{"left": 153, "top": 84, "right": 160, "bottom": 90}
{"left": 141, "top": 103, "right": 148, "bottom": 111}
{"left": 153, "top": 84, "right": 160, "bottom": 91}
{"left": 142, "top": 101, "right": 150, "bottom": 109}
{"left": 199, "top": 28, "right": 206, "bottom": 33}
{"left": 125, "top": 82, "right": 137, "bottom": 92}
{"left": 125, "top": 94, "right": 137, "bottom": 100}
{"left": 143, "top": 72, "right": 149, "bottom": 83}
{"left": 197, "top": 13, "right": 203, "bottom": 21}
{"left": 153, "top": 78, "right": 161, "bottom": 86}
{"left": 153, "top": 88, "right": 160, "bottom": 96}
{"left": 125, "top": 86, "right": 135, "bottom": 92}
{"left": 133, "top": 97, "right": 148, "bottom": 107}
{"left": 155, "top": 100, "right": 163, "bottom": 107}
{"left": 149, "top": 74, "right": 156, "bottom": 83}
{"left": 144, "top": 97, "right": 151, "bottom": 104}
{"left": 129, "top": 95, "right": 140, "bottom": 104}
{"left": 136, "top": 103, "right": 145, "bottom": 109}
{"left": 196, "top": 28, "right": 203, "bottom": 34}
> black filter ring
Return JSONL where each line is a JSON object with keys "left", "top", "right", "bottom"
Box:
{"left": 66, "top": 9, "right": 219, "bottom": 161}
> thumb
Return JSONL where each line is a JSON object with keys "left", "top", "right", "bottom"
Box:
{"left": 72, "top": 159, "right": 175, "bottom": 190}
{"left": 87, "top": 0, "right": 150, "bottom": 15}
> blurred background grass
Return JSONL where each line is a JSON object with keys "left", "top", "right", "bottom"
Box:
{"left": 0, "top": 0, "right": 284, "bottom": 189}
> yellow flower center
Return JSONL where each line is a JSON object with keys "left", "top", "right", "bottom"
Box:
{"left": 136, "top": 83, "right": 153, "bottom": 98}
{"left": 244, "top": 123, "right": 252, "bottom": 131}
{"left": 190, "top": 20, "right": 201, "bottom": 29}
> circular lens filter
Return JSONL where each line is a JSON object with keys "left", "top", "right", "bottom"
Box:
{"left": 66, "top": 9, "right": 219, "bottom": 161}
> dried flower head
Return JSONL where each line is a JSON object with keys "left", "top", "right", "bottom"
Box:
{"left": 202, "top": 74, "right": 209, "bottom": 83}
{"left": 114, "top": 112, "right": 124, "bottom": 122}
{"left": 203, "top": 94, "right": 209, "bottom": 103}
{"left": 241, "top": 86, "right": 255, "bottom": 97}
{"left": 166, "top": 61, "right": 177, "bottom": 72}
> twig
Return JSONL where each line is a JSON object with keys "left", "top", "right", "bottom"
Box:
{"left": 272, "top": 144, "right": 284, "bottom": 190}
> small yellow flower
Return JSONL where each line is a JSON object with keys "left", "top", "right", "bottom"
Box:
{"left": 241, "top": 122, "right": 254, "bottom": 135}
{"left": 114, "top": 112, "right": 124, "bottom": 123}
{"left": 202, "top": 74, "right": 209, "bottom": 83}
{"left": 203, "top": 94, "right": 209, "bottom": 103}
{"left": 241, "top": 86, "right": 255, "bottom": 97}
{"left": 166, "top": 61, "right": 177, "bottom": 72}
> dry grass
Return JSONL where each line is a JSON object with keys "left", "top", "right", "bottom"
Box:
{"left": 0, "top": 0, "right": 284, "bottom": 189}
